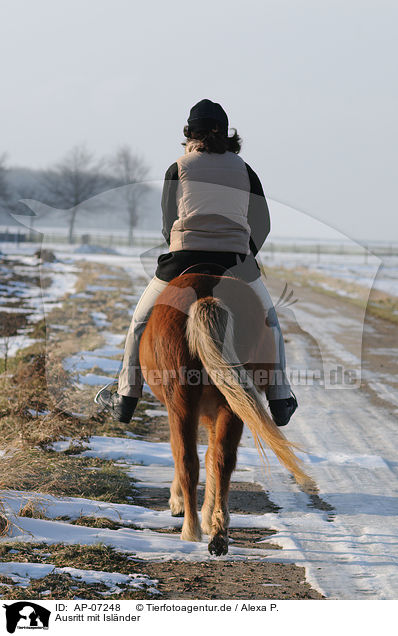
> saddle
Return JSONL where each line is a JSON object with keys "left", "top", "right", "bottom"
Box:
{"left": 178, "top": 262, "right": 230, "bottom": 277}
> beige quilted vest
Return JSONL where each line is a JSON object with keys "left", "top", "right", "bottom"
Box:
{"left": 169, "top": 150, "right": 251, "bottom": 254}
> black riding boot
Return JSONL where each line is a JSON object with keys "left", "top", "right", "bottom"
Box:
{"left": 268, "top": 393, "right": 298, "bottom": 427}
{"left": 96, "top": 387, "right": 138, "bottom": 424}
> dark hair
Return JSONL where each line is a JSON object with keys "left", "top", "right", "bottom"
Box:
{"left": 182, "top": 125, "right": 242, "bottom": 154}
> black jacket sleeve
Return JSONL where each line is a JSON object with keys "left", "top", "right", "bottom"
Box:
{"left": 245, "top": 163, "right": 270, "bottom": 256}
{"left": 161, "top": 162, "right": 179, "bottom": 245}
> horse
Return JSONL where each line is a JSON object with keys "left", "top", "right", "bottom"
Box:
{"left": 139, "top": 272, "right": 315, "bottom": 556}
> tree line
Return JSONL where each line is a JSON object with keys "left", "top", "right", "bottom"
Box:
{"left": 0, "top": 145, "right": 150, "bottom": 244}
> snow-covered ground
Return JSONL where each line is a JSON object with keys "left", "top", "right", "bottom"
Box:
{"left": 3, "top": 413, "right": 398, "bottom": 597}
{"left": 1, "top": 240, "right": 398, "bottom": 599}
{"left": 0, "top": 247, "right": 78, "bottom": 357}
{"left": 260, "top": 249, "right": 398, "bottom": 298}
{"left": 1, "top": 238, "right": 397, "bottom": 300}
{"left": 2, "top": 484, "right": 274, "bottom": 562}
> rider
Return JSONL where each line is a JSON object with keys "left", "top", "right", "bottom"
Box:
{"left": 96, "top": 99, "right": 297, "bottom": 426}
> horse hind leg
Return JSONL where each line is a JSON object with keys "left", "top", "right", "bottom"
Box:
{"left": 208, "top": 407, "right": 243, "bottom": 556}
{"left": 201, "top": 417, "right": 216, "bottom": 535}
{"left": 168, "top": 403, "right": 201, "bottom": 542}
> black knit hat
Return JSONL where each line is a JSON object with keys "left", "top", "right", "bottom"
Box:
{"left": 187, "top": 99, "right": 229, "bottom": 135}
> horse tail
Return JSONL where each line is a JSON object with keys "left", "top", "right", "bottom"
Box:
{"left": 186, "top": 296, "right": 316, "bottom": 493}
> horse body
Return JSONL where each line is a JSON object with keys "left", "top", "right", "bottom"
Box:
{"left": 139, "top": 273, "right": 314, "bottom": 555}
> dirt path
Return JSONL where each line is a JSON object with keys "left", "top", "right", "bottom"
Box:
{"left": 131, "top": 559, "right": 322, "bottom": 599}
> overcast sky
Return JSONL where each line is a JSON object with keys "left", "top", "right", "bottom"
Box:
{"left": 0, "top": 0, "right": 397, "bottom": 242}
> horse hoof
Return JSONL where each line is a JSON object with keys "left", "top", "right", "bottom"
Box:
{"left": 208, "top": 535, "right": 229, "bottom": 556}
{"left": 171, "top": 511, "right": 184, "bottom": 518}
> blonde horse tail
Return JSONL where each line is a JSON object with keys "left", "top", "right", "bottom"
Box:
{"left": 186, "top": 296, "right": 317, "bottom": 493}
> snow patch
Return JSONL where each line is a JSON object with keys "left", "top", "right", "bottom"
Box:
{"left": 0, "top": 561, "right": 158, "bottom": 594}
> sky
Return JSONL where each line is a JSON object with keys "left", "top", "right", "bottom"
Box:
{"left": 0, "top": 0, "right": 397, "bottom": 242}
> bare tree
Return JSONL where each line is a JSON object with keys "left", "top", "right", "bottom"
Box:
{"left": 109, "top": 146, "right": 149, "bottom": 244}
{"left": 43, "top": 145, "right": 110, "bottom": 243}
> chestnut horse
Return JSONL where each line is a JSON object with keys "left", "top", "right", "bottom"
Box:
{"left": 140, "top": 273, "right": 314, "bottom": 555}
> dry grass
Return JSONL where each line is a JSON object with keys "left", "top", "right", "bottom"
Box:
{"left": 0, "top": 257, "right": 172, "bottom": 603}
{"left": 0, "top": 259, "right": 144, "bottom": 537}
{"left": 0, "top": 258, "right": 138, "bottom": 449}
{"left": 0, "top": 543, "right": 155, "bottom": 600}
{"left": 67, "top": 516, "right": 132, "bottom": 530}
{"left": 0, "top": 542, "right": 136, "bottom": 571}
{"left": 0, "top": 350, "right": 93, "bottom": 449}
{"left": 18, "top": 498, "right": 49, "bottom": 520}
{"left": 0, "top": 258, "right": 154, "bottom": 598}
{"left": 0, "top": 450, "right": 137, "bottom": 503}
{"left": 0, "top": 502, "right": 10, "bottom": 538}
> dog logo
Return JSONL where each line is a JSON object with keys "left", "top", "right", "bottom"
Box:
{"left": 3, "top": 602, "right": 50, "bottom": 633}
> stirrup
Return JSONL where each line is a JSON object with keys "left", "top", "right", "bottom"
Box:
{"left": 94, "top": 380, "right": 118, "bottom": 405}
